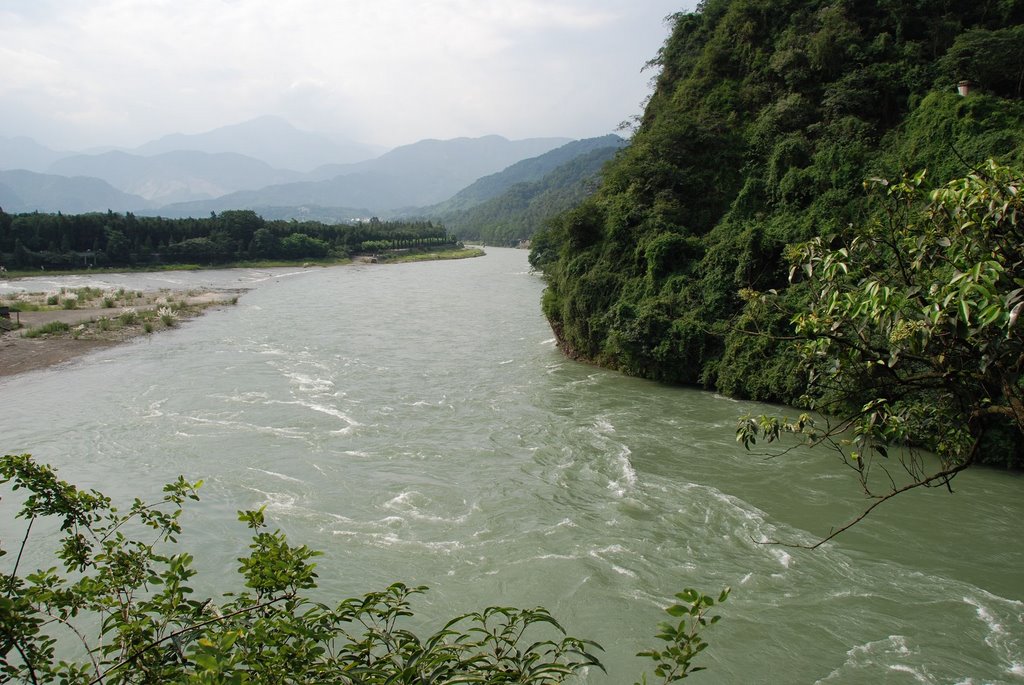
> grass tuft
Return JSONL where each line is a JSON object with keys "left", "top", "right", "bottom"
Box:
{"left": 23, "top": 321, "right": 70, "bottom": 338}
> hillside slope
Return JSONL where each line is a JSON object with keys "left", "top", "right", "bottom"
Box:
{"left": 531, "top": 0, "right": 1024, "bottom": 405}
{"left": 428, "top": 135, "right": 625, "bottom": 216}
{"left": 0, "top": 170, "right": 151, "bottom": 213}
{"left": 442, "top": 145, "right": 625, "bottom": 245}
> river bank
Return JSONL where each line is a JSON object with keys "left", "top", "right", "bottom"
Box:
{"left": 0, "top": 246, "right": 485, "bottom": 279}
{"left": 0, "top": 248, "right": 486, "bottom": 378}
{"left": 0, "top": 287, "right": 240, "bottom": 378}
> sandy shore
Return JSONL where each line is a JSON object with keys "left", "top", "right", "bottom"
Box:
{"left": 1, "top": 289, "right": 239, "bottom": 378}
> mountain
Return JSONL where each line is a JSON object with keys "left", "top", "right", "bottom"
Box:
{"left": 0, "top": 170, "right": 151, "bottom": 213}
{"left": 530, "top": 0, "right": 1024, "bottom": 403}
{"left": 306, "top": 135, "right": 572, "bottom": 182}
{"left": 155, "top": 135, "right": 573, "bottom": 217}
{"left": 438, "top": 143, "right": 626, "bottom": 244}
{"left": 427, "top": 134, "right": 626, "bottom": 216}
{"left": 133, "top": 116, "right": 381, "bottom": 171}
{"left": 0, "top": 136, "right": 71, "bottom": 173}
{"left": 47, "top": 150, "right": 303, "bottom": 204}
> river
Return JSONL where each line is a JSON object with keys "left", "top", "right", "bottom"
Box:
{"left": 1, "top": 248, "right": 1021, "bottom": 683}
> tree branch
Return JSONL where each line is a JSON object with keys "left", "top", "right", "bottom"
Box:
{"left": 7, "top": 516, "right": 34, "bottom": 596}
{"left": 89, "top": 595, "right": 291, "bottom": 684}
{"left": 757, "top": 458, "right": 973, "bottom": 550}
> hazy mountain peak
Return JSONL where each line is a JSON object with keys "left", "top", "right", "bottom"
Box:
{"left": 0, "top": 169, "right": 150, "bottom": 213}
{"left": 46, "top": 149, "right": 302, "bottom": 204}
{"left": 154, "top": 134, "right": 579, "bottom": 217}
{"left": 132, "top": 117, "right": 382, "bottom": 172}
{"left": 0, "top": 136, "right": 71, "bottom": 173}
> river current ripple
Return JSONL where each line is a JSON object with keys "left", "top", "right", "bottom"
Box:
{"left": 2, "top": 248, "right": 1022, "bottom": 683}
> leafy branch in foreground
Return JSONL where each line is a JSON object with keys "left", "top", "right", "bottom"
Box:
{"left": 1, "top": 454, "right": 724, "bottom": 683}
{"left": 636, "top": 588, "right": 729, "bottom": 685}
{"left": 738, "top": 160, "right": 1024, "bottom": 547}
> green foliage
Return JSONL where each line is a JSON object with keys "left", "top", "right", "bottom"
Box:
{"left": 21, "top": 321, "right": 70, "bottom": 338}
{"left": 936, "top": 25, "right": 1024, "bottom": 99}
{"left": 157, "top": 307, "right": 178, "bottom": 327}
{"left": 636, "top": 588, "right": 730, "bottom": 685}
{"left": 441, "top": 145, "right": 623, "bottom": 246}
{"left": 530, "top": 0, "right": 1024, "bottom": 469}
{"left": 0, "top": 212, "right": 455, "bottom": 269}
{"left": 1, "top": 455, "right": 725, "bottom": 684}
{"left": 118, "top": 308, "right": 139, "bottom": 326}
{"left": 737, "top": 162, "right": 1024, "bottom": 538}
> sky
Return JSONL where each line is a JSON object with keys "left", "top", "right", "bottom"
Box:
{"left": 0, "top": 0, "right": 696, "bottom": 151}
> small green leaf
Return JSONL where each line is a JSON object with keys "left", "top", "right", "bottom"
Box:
{"left": 959, "top": 298, "right": 971, "bottom": 324}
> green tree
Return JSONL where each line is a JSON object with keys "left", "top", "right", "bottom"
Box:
{"left": 12, "top": 239, "right": 30, "bottom": 268}
{"left": 104, "top": 226, "right": 131, "bottom": 264}
{"left": 279, "top": 233, "right": 329, "bottom": 259}
{"left": 531, "top": 1, "right": 1024, "bottom": 419}
{"left": 739, "top": 161, "right": 1024, "bottom": 544}
{"left": 249, "top": 228, "right": 280, "bottom": 259}
{"left": 936, "top": 25, "right": 1024, "bottom": 99}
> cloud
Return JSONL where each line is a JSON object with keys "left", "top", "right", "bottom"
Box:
{"left": 0, "top": 0, "right": 691, "bottom": 149}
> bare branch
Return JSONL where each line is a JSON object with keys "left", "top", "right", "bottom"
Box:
{"left": 758, "top": 457, "right": 973, "bottom": 550}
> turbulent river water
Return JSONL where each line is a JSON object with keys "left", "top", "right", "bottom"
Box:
{"left": 1, "top": 247, "right": 1022, "bottom": 683}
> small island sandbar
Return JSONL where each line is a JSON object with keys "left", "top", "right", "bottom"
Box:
{"left": 1, "top": 287, "right": 240, "bottom": 378}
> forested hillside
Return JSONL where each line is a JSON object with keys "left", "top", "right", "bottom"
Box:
{"left": 429, "top": 135, "right": 625, "bottom": 215}
{"left": 531, "top": 0, "right": 1024, "bottom": 461}
{"left": 441, "top": 144, "right": 625, "bottom": 245}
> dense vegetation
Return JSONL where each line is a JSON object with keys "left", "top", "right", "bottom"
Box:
{"left": 441, "top": 146, "right": 624, "bottom": 246}
{"left": 738, "top": 162, "right": 1023, "bottom": 539}
{"left": 423, "top": 136, "right": 627, "bottom": 246}
{"left": 530, "top": 0, "right": 1024, "bottom": 466}
{"left": 0, "top": 209, "right": 458, "bottom": 270}
{"left": 428, "top": 136, "right": 626, "bottom": 217}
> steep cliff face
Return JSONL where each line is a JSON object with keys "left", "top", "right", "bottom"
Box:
{"left": 531, "top": 0, "right": 1024, "bottom": 403}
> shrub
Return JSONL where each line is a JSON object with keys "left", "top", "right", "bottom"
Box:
{"left": 157, "top": 306, "right": 177, "bottom": 327}
{"left": 118, "top": 307, "right": 138, "bottom": 325}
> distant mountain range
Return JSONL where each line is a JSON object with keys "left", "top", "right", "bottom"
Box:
{"left": 432, "top": 137, "right": 627, "bottom": 244}
{"left": 0, "top": 118, "right": 619, "bottom": 227}
{"left": 0, "top": 170, "right": 151, "bottom": 214}
{"left": 0, "top": 136, "right": 73, "bottom": 173}
{"left": 47, "top": 150, "right": 303, "bottom": 204}
{"left": 132, "top": 116, "right": 382, "bottom": 172}
{"left": 157, "top": 135, "right": 572, "bottom": 217}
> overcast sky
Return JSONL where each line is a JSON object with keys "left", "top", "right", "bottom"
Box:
{"left": 0, "top": 0, "right": 695, "bottom": 151}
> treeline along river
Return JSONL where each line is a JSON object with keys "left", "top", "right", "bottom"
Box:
{"left": 1, "top": 248, "right": 1021, "bottom": 683}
